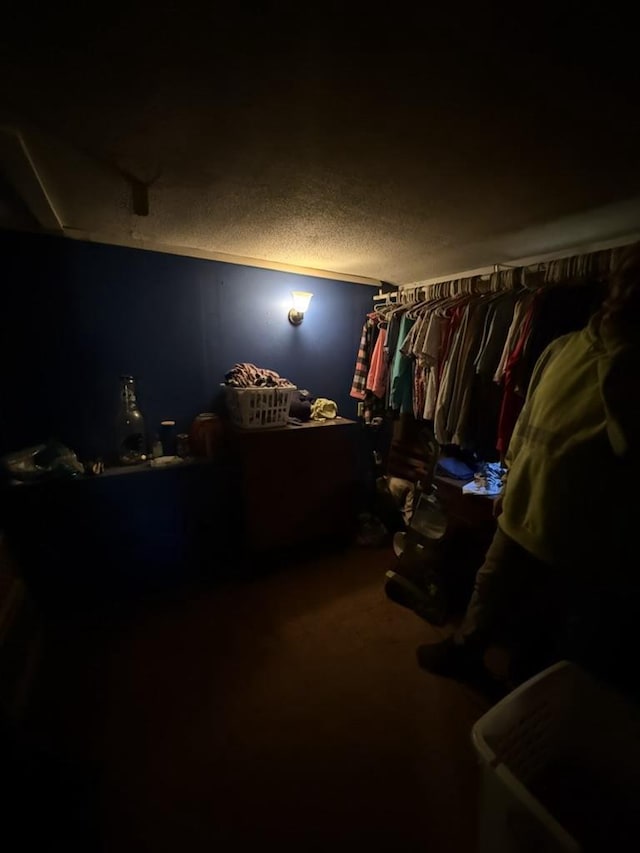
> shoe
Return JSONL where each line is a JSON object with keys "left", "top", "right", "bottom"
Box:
{"left": 416, "top": 636, "right": 482, "bottom": 678}
{"left": 416, "top": 638, "right": 507, "bottom": 700}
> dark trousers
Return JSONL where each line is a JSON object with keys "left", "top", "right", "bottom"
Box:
{"left": 456, "top": 527, "right": 640, "bottom": 692}
{"left": 455, "top": 528, "right": 568, "bottom": 676}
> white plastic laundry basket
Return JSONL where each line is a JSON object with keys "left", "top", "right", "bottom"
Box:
{"left": 472, "top": 661, "right": 640, "bottom": 853}
{"left": 224, "top": 385, "right": 297, "bottom": 429}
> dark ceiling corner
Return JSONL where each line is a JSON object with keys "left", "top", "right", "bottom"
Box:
{"left": 0, "top": 170, "right": 41, "bottom": 231}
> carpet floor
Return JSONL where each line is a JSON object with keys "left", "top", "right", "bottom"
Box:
{"left": 29, "top": 546, "right": 489, "bottom": 852}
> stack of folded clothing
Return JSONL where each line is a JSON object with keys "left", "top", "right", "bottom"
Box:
{"left": 224, "top": 363, "right": 293, "bottom": 388}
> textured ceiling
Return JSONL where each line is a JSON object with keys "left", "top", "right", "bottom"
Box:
{"left": 1, "top": 9, "right": 640, "bottom": 284}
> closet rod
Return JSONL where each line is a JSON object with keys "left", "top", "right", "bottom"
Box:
{"left": 399, "top": 231, "right": 640, "bottom": 292}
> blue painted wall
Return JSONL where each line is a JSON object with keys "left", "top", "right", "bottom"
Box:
{"left": 0, "top": 231, "right": 373, "bottom": 459}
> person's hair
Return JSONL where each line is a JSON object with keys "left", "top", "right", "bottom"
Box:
{"left": 600, "top": 243, "right": 640, "bottom": 339}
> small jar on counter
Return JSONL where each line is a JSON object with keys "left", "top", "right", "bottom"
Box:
{"left": 159, "top": 420, "right": 176, "bottom": 455}
{"left": 176, "top": 433, "right": 190, "bottom": 458}
{"left": 189, "top": 413, "right": 223, "bottom": 458}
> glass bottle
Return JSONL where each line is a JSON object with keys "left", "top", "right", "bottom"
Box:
{"left": 116, "top": 375, "right": 146, "bottom": 465}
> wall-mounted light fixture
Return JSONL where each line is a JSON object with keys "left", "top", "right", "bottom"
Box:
{"left": 288, "top": 291, "right": 313, "bottom": 325}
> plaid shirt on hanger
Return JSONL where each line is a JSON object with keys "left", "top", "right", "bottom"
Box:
{"left": 350, "top": 317, "right": 377, "bottom": 400}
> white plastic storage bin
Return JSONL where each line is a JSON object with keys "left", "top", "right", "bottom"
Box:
{"left": 472, "top": 661, "right": 640, "bottom": 853}
{"left": 224, "top": 385, "right": 297, "bottom": 429}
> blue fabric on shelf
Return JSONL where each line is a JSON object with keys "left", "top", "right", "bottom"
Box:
{"left": 436, "top": 457, "right": 476, "bottom": 481}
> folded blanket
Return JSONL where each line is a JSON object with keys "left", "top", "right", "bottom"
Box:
{"left": 225, "top": 363, "right": 293, "bottom": 388}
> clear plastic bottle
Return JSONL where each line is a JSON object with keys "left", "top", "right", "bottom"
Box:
{"left": 116, "top": 375, "right": 146, "bottom": 465}
{"left": 151, "top": 434, "right": 163, "bottom": 459}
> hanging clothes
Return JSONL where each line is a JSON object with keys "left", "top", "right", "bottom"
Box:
{"left": 516, "top": 282, "right": 604, "bottom": 394}
{"left": 434, "top": 302, "right": 471, "bottom": 444}
{"left": 366, "top": 326, "right": 388, "bottom": 399}
{"left": 493, "top": 294, "right": 532, "bottom": 384}
{"left": 449, "top": 298, "right": 492, "bottom": 445}
{"left": 474, "top": 292, "right": 516, "bottom": 379}
{"left": 413, "top": 360, "right": 427, "bottom": 420}
{"left": 496, "top": 294, "right": 539, "bottom": 455}
{"left": 389, "top": 314, "right": 416, "bottom": 413}
{"left": 350, "top": 248, "right": 611, "bottom": 458}
{"left": 385, "top": 311, "right": 402, "bottom": 365}
{"left": 350, "top": 316, "right": 378, "bottom": 400}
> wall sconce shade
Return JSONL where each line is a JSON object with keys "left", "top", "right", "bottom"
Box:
{"left": 288, "top": 290, "right": 313, "bottom": 325}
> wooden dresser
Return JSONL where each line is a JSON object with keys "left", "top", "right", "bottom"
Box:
{"left": 230, "top": 419, "right": 359, "bottom": 551}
